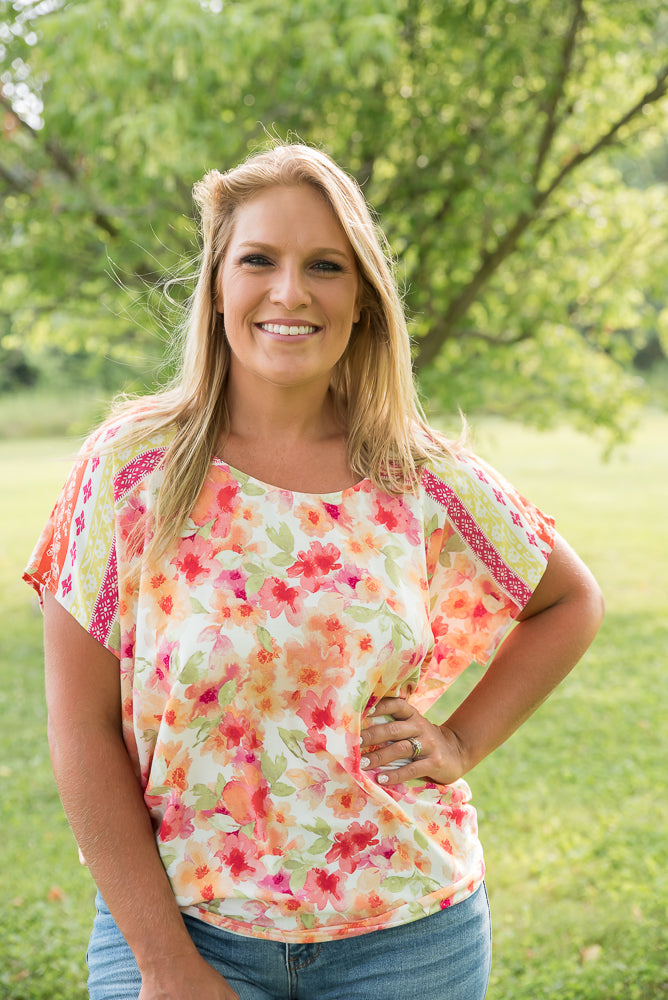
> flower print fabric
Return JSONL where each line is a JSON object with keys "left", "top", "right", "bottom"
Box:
{"left": 24, "top": 421, "right": 554, "bottom": 943}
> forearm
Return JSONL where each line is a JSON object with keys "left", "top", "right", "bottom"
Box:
{"left": 49, "top": 720, "right": 195, "bottom": 971}
{"left": 443, "top": 585, "right": 604, "bottom": 774}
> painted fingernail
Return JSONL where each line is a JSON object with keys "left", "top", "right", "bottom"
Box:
{"left": 360, "top": 756, "right": 370, "bottom": 769}
{"left": 377, "top": 773, "right": 389, "bottom": 784}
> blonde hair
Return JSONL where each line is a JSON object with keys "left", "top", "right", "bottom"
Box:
{"left": 105, "top": 143, "right": 454, "bottom": 555}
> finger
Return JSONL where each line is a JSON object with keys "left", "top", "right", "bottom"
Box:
{"left": 360, "top": 717, "right": 416, "bottom": 750}
{"left": 360, "top": 736, "right": 423, "bottom": 772}
{"left": 367, "top": 696, "right": 414, "bottom": 722}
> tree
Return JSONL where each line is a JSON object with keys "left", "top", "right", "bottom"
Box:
{"left": 1, "top": 0, "right": 667, "bottom": 437}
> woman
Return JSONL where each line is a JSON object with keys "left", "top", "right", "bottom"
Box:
{"left": 25, "top": 144, "right": 604, "bottom": 1000}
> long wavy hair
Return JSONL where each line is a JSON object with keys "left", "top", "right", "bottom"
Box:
{"left": 105, "top": 143, "right": 454, "bottom": 556}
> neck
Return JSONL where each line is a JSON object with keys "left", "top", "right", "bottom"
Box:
{"left": 224, "top": 368, "right": 340, "bottom": 445}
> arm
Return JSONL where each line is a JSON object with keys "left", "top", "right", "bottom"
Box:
{"left": 360, "top": 532, "right": 605, "bottom": 784}
{"left": 43, "top": 590, "right": 239, "bottom": 1000}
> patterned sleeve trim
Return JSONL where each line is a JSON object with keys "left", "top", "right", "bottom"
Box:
{"left": 422, "top": 467, "right": 533, "bottom": 607}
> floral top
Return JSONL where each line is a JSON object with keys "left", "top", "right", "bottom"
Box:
{"left": 24, "top": 421, "right": 554, "bottom": 942}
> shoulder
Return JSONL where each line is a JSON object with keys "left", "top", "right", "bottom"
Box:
{"left": 420, "top": 447, "right": 555, "bottom": 569}
{"left": 78, "top": 412, "right": 176, "bottom": 500}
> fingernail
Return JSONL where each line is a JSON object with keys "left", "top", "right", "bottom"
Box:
{"left": 377, "top": 773, "right": 389, "bottom": 784}
{"left": 360, "top": 756, "right": 370, "bottom": 769}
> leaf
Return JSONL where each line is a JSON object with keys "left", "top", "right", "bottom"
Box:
{"left": 190, "top": 597, "right": 209, "bottom": 614}
{"left": 270, "top": 781, "right": 295, "bottom": 797}
{"left": 278, "top": 727, "right": 308, "bottom": 762}
{"left": 260, "top": 751, "right": 287, "bottom": 785}
{"left": 218, "top": 679, "right": 237, "bottom": 708}
{"left": 413, "top": 827, "right": 430, "bottom": 851}
{"left": 300, "top": 913, "right": 315, "bottom": 930}
{"left": 380, "top": 875, "right": 412, "bottom": 892}
{"left": 178, "top": 651, "right": 206, "bottom": 684}
{"left": 267, "top": 522, "right": 295, "bottom": 553}
{"left": 306, "top": 837, "right": 331, "bottom": 854}
{"left": 256, "top": 626, "right": 273, "bottom": 653}
{"left": 241, "top": 481, "right": 266, "bottom": 496}
{"left": 270, "top": 551, "right": 294, "bottom": 567}
{"left": 346, "top": 605, "right": 380, "bottom": 624}
{"left": 191, "top": 783, "right": 218, "bottom": 810}
{"left": 289, "top": 867, "right": 308, "bottom": 893}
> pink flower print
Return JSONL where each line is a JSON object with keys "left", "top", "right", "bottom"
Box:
{"left": 511, "top": 511, "right": 523, "bottom": 527}
{"left": 184, "top": 677, "right": 230, "bottom": 720}
{"left": 259, "top": 870, "right": 293, "bottom": 896}
{"left": 69, "top": 540, "right": 77, "bottom": 563}
{"left": 214, "top": 567, "right": 249, "bottom": 601}
{"left": 287, "top": 541, "right": 342, "bottom": 593}
{"left": 332, "top": 564, "right": 364, "bottom": 597}
{"left": 258, "top": 577, "right": 304, "bottom": 625}
{"left": 83, "top": 479, "right": 92, "bottom": 503}
{"left": 159, "top": 791, "right": 196, "bottom": 842}
{"left": 475, "top": 469, "right": 490, "bottom": 484}
{"left": 75, "top": 511, "right": 85, "bottom": 536}
{"left": 221, "top": 762, "right": 270, "bottom": 828}
{"left": 304, "top": 728, "right": 328, "bottom": 754}
{"left": 325, "top": 820, "right": 380, "bottom": 874}
{"left": 303, "top": 867, "right": 347, "bottom": 912}
{"left": 296, "top": 686, "right": 338, "bottom": 732}
{"left": 91, "top": 456, "right": 100, "bottom": 472}
{"left": 61, "top": 574, "right": 72, "bottom": 597}
{"left": 117, "top": 495, "right": 148, "bottom": 558}
{"left": 493, "top": 488, "right": 506, "bottom": 506}
{"left": 173, "top": 534, "right": 218, "bottom": 585}
{"left": 214, "top": 831, "right": 266, "bottom": 880}
{"left": 373, "top": 495, "right": 420, "bottom": 543}
{"left": 217, "top": 710, "right": 260, "bottom": 752}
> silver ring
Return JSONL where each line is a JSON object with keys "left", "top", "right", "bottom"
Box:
{"left": 407, "top": 737, "right": 423, "bottom": 761}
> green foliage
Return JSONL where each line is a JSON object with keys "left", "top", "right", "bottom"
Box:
{"left": 1, "top": 0, "right": 668, "bottom": 436}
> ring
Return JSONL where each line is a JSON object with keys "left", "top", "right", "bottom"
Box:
{"left": 407, "top": 737, "right": 423, "bottom": 761}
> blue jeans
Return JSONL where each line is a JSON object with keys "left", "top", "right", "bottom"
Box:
{"left": 87, "top": 884, "right": 491, "bottom": 1000}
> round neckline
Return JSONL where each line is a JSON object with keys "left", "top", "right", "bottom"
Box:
{"left": 210, "top": 455, "right": 370, "bottom": 500}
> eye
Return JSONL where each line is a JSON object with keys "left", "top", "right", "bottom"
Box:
{"left": 311, "top": 260, "right": 344, "bottom": 273}
{"left": 239, "top": 254, "right": 272, "bottom": 267}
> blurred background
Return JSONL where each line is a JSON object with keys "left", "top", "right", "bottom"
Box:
{"left": 1, "top": 1, "right": 666, "bottom": 998}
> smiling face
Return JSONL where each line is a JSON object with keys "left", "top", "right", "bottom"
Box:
{"left": 216, "top": 184, "right": 361, "bottom": 395}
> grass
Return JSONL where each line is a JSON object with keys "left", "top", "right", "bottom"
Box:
{"left": 1, "top": 413, "right": 667, "bottom": 998}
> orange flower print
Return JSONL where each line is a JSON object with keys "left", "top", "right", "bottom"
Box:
{"left": 295, "top": 686, "right": 338, "bottom": 732}
{"left": 192, "top": 471, "right": 240, "bottom": 537}
{"left": 373, "top": 495, "right": 421, "bottom": 544}
{"left": 324, "top": 782, "right": 368, "bottom": 819}
{"left": 294, "top": 501, "right": 332, "bottom": 539}
{"left": 172, "top": 842, "right": 222, "bottom": 899}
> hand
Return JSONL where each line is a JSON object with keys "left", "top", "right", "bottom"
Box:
{"left": 360, "top": 697, "right": 466, "bottom": 787}
{"left": 138, "top": 949, "right": 241, "bottom": 1000}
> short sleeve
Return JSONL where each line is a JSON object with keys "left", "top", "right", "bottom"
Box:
{"left": 412, "top": 452, "right": 556, "bottom": 715}
{"left": 23, "top": 428, "right": 121, "bottom": 656}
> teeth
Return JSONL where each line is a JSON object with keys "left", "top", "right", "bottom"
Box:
{"left": 261, "top": 323, "right": 317, "bottom": 336}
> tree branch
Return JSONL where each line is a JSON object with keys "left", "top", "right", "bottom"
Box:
{"left": 413, "top": 61, "right": 668, "bottom": 370}
{"left": 0, "top": 91, "right": 120, "bottom": 238}
{"left": 532, "top": 0, "right": 584, "bottom": 185}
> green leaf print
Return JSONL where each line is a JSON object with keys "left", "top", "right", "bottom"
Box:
{"left": 256, "top": 626, "right": 273, "bottom": 653}
{"left": 245, "top": 574, "right": 265, "bottom": 596}
{"left": 260, "top": 751, "right": 288, "bottom": 785}
{"left": 347, "top": 605, "right": 380, "bottom": 624}
{"left": 288, "top": 867, "right": 309, "bottom": 893}
{"left": 278, "top": 727, "right": 308, "bottom": 762}
{"left": 189, "top": 597, "right": 209, "bottom": 615}
{"left": 413, "top": 827, "right": 430, "bottom": 851}
{"left": 383, "top": 556, "right": 402, "bottom": 586}
{"left": 380, "top": 874, "right": 413, "bottom": 892}
{"left": 271, "top": 782, "right": 294, "bottom": 797}
{"left": 270, "top": 551, "right": 294, "bottom": 568}
{"left": 178, "top": 651, "right": 206, "bottom": 684}
{"left": 218, "top": 680, "right": 237, "bottom": 709}
{"left": 300, "top": 913, "right": 315, "bottom": 930}
{"left": 239, "top": 478, "right": 266, "bottom": 496}
{"left": 306, "top": 837, "right": 331, "bottom": 855}
{"left": 267, "top": 522, "right": 295, "bottom": 553}
{"left": 303, "top": 817, "right": 332, "bottom": 838}
{"left": 192, "top": 784, "right": 218, "bottom": 810}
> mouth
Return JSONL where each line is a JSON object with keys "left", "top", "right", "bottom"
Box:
{"left": 257, "top": 322, "right": 321, "bottom": 337}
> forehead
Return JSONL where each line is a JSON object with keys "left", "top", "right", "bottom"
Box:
{"left": 227, "top": 184, "right": 353, "bottom": 253}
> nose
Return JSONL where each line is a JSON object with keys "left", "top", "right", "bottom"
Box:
{"left": 269, "top": 264, "right": 311, "bottom": 311}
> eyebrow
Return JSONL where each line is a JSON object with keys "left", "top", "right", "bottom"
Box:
{"left": 236, "top": 241, "right": 351, "bottom": 259}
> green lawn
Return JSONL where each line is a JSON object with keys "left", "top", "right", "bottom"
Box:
{"left": 1, "top": 416, "right": 666, "bottom": 999}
